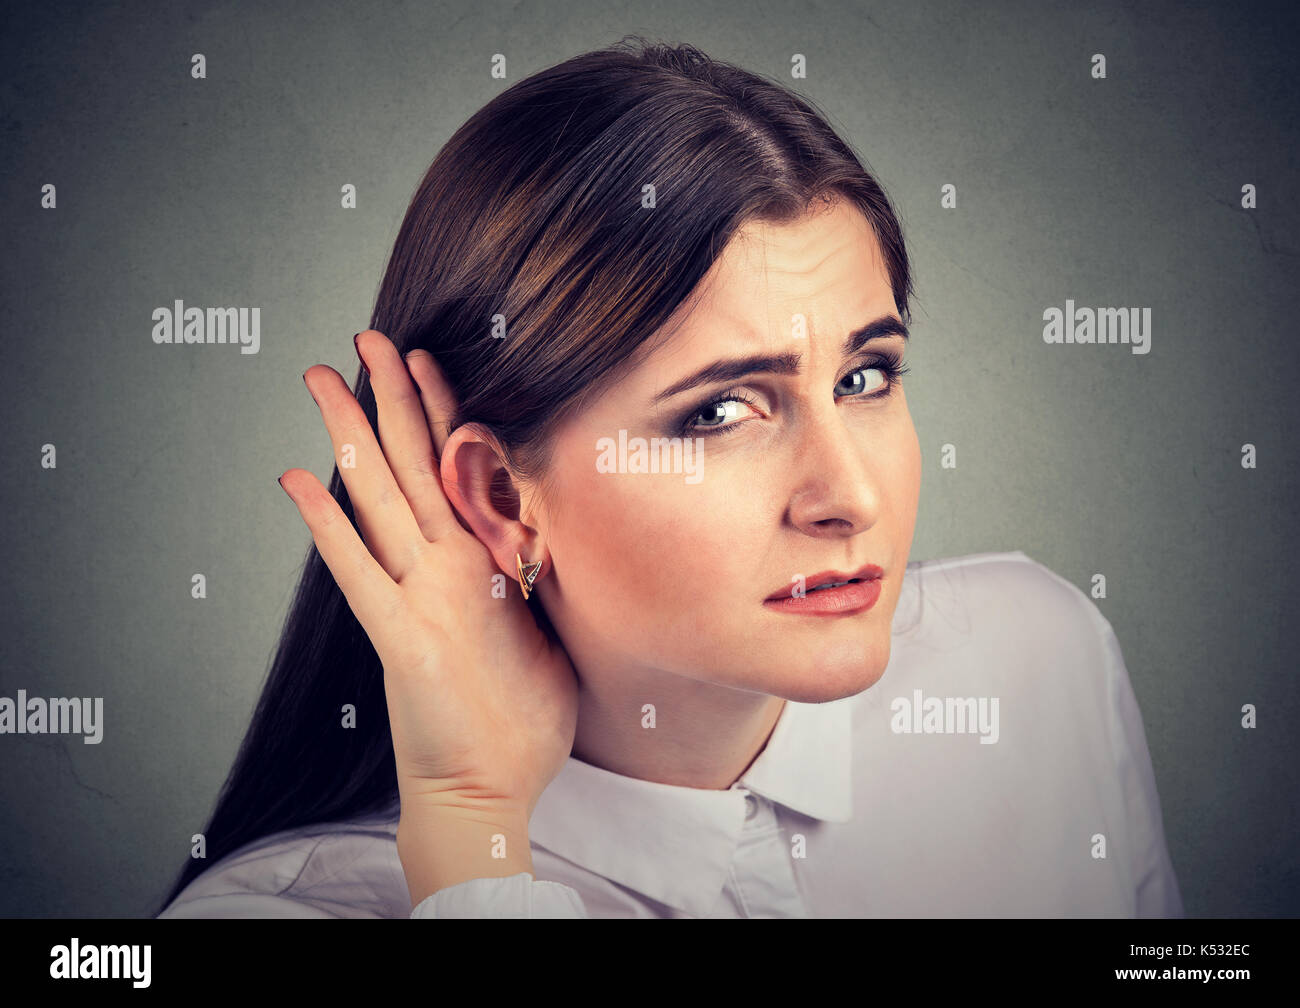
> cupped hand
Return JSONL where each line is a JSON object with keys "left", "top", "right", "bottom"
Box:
{"left": 278, "top": 331, "right": 579, "bottom": 827}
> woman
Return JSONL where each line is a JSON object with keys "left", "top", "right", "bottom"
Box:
{"left": 156, "top": 37, "right": 1182, "bottom": 918}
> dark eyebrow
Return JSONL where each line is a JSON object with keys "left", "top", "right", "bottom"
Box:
{"left": 651, "top": 315, "right": 909, "bottom": 404}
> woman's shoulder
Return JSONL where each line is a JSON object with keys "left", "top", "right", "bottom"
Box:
{"left": 875, "top": 552, "right": 1182, "bottom": 916}
{"left": 157, "top": 811, "right": 407, "bottom": 919}
{"left": 898, "top": 548, "right": 1110, "bottom": 645}
{"left": 890, "top": 548, "right": 1125, "bottom": 723}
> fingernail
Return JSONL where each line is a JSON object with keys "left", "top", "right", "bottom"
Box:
{"left": 353, "top": 333, "right": 369, "bottom": 375}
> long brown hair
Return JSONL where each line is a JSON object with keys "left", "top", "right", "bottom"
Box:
{"left": 158, "top": 35, "right": 914, "bottom": 913}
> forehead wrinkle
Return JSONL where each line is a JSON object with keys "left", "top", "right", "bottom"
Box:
{"left": 626, "top": 207, "right": 887, "bottom": 397}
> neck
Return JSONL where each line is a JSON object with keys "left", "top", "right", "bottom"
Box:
{"left": 569, "top": 668, "right": 786, "bottom": 790}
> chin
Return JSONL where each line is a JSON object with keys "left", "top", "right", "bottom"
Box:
{"left": 744, "top": 637, "right": 893, "bottom": 704}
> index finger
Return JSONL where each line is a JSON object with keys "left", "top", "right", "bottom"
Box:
{"left": 277, "top": 467, "right": 403, "bottom": 638}
{"left": 402, "top": 349, "right": 459, "bottom": 459}
{"left": 358, "top": 331, "right": 461, "bottom": 544}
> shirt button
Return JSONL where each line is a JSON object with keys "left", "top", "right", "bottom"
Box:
{"left": 743, "top": 793, "right": 759, "bottom": 821}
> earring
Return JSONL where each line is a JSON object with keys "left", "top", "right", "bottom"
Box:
{"left": 516, "top": 553, "right": 543, "bottom": 600}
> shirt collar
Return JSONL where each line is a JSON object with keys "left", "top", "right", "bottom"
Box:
{"left": 528, "top": 694, "right": 854, "bottom": 916}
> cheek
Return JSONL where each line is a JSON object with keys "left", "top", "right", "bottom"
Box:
{"left": 547, "top": 460, "right": 742, "bottom": 637}
{"left": 900, "top": 432, "right": 922, "bottom": 520}
{"left": 879, "top": 411, "right": 922, "bottom": 535}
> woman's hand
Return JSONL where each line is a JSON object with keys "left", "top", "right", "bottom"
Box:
{"left": 278, "top": 330, "right": 579, "bottom": 901}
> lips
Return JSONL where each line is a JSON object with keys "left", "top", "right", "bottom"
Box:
{"left": 764, "top": 564, "right": 884, "bottom": 602}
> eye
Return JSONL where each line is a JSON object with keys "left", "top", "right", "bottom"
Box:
{"left": 835, "top": 352, "right": 910, "bottom": 400}
{"left": 834, "top": 366, "right": 886, "bottom": 397}
{"left": 679, "top": 390, "right": 759, "bottom": 437}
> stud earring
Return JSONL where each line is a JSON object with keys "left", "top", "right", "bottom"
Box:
{"left": 516, "top": 553, "right": 543, "bottom": 600}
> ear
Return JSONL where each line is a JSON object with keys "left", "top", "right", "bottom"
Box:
{"left": 438, "top": 423, "right": 544, "bottom": 581}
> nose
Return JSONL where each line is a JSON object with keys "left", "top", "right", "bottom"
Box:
{"left": 784, "top": 407, "right": 881, "bottom": 537}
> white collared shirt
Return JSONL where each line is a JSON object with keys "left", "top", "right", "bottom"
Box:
{"left": 158, "top": 550, "right": 1184, "bottom": 918}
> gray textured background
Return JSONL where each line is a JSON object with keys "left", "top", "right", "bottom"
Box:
{"left": 2, "top": 0, "right": 1297, "bottom": 917}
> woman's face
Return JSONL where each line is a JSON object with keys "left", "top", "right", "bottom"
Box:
{"left": 529, "top": 198, "right": 921, "bottom": 703}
